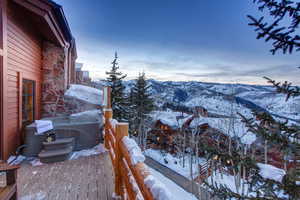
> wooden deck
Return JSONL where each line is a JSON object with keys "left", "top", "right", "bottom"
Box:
{"left": 18, "top": 152, "right": 114, "bottom": 200}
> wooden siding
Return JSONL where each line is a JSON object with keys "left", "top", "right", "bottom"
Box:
{"left": 2, "top": 2, "right": 42, "bottom": 159}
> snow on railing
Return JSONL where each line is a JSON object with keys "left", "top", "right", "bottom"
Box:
{"left": 103, "top": 86, "right": 171, "bottom": 200}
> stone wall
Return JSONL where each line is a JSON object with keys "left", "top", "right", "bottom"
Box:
{"left": 41, "top": 42, "right": 67, "bottom": 117}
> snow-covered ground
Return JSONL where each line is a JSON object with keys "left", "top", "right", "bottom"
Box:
{"left": 144, "top": 149, "right": 206, "bottom": 180}
{"left": 185, "top": 95, "right": 253, "bottom": 118}
{"left": 204, "top": 163, "right": 287, "bottom": 198}
{"left": 145, "top": 149, "right": 288, "bottom": 199}
{"left": 206, "top": 170, "right": 251, "bottom": 195}
{"left": 148, "top": 167, "right": 198, "bottom": 200}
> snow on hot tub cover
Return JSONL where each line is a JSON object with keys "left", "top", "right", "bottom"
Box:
{"left": 65, "top": 84, "right": 103, "bottom": 105}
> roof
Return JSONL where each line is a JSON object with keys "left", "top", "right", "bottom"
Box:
{"left": 13, "top": 0, "right": 76, "bottom": 53}
{"left": 150, "top": 111, "right": 256, "bottom": 144}
{"left": 75, "top": 63, "right": 83, "bottom": 70}
{"left": 45, "top": 0, "right": 73, "bottom": 42}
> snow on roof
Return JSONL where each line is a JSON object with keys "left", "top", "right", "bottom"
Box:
{"left": 200, "top": 117, "right": 256, "bottom": 144}
{"left": 150, "top": 111, "right": 186, "bottom": 128}
{"left": 150, "top": 111, "right": 256, "bottom": 144}
{"left": 65, "top": 84, "right": 103, "bottom": 105}
{"left": 257, "top": 163, "right": 286, "bottom": 182}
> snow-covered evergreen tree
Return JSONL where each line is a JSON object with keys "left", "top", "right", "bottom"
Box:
{"left": 202, "top": 1, "right": 300, "bottom": 199}
{"left": 129, "top": 72, "right": 154, "bottom": 146}
{"left": 106, "top": 52, "right": 128, "bottom": 121}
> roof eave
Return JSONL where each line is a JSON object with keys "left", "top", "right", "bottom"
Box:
{"left": 13, "top": 0, "right": 74, "bottom": 48}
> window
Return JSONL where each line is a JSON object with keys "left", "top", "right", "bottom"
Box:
{"left": 22, "top": 79, "right": 35, "bottom": 126}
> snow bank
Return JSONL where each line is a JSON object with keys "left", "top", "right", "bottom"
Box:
{"left": 144, "top": 174, "right": 172, "bottom": 200}
{"left": 30, "top": 159, "right": 43, "bottom": 167}
{"left": 110, "top": 119, "right": 118, "bottom": 129}
{"left": 7, "top": 155, "right": 26, "bottom": 165}
{"left": 206, "top": 171, "right": 250, "bottom": 195}
{"left": 122, "top": 136, "right": 145, "bottom": 165}
{"left": 148, "top": 167, "right": 197, "bottom": 200}
{"left": 65, "top": 84, "right": 103, "bottom": 105}
{"left": 144, "top": 149, "right": 205, "bottom": 180}
{"left": 257, "top": 163, "right": 286, "bottom": 182}
{"left": 20, "top": 192, "right": 46, "bottom": 200}
{"left": 70, "top": 144, "right": 106, "bottom": 160}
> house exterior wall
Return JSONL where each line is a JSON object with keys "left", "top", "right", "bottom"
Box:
{"left": 0, "top": 0, "right": 77, "bottom": 160}
{"left": 2, "top": 1, "right": 43, "bottom": 159}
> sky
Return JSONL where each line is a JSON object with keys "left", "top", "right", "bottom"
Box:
{"left": 55, "top": 0, "right": 299, "bottom": 85}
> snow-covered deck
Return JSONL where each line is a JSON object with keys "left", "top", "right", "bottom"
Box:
{"left": 18, "top": 152, "right": 114, "bottom": 200}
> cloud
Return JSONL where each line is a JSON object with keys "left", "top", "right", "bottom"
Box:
{"left": 174, "top": 64, "right": 300, "bottom": 84}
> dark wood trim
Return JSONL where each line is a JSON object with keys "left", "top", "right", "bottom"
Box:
{"left": 17, "top": 71, "right": 22, "bottom": 133}
{"left": 0, "top": 0, "right": 3, "bottom": 161}
{"left": 0, "top": 0, "right": 8, "bottom": 160}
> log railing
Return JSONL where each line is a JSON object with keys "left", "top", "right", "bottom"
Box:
{"left": 103, "top": 87, "right": 168, "bottom": 200}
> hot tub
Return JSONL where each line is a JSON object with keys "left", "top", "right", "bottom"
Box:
{"left": 22, "top": 112, "right": 103, "bottom": 157}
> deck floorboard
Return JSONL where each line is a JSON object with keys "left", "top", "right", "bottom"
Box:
{"left": 18, "top": 152, "right": 114, "bottom": 200}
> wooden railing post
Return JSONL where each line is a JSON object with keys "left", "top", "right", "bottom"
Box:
{"left": 115, "top": 123, "right": 128, "bottom": 198}
{"left": 104, "top": 109, "right": 113, "bottom": 149}
{"left": 103, "top": 86, "right": 111, "bottom": 109}
{"left": 103, "top": 86, "right": 112, "bottom": 149}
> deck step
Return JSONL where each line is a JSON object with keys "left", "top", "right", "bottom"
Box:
{"left": 43, "top": 138, "right": 74, "bottom": 151}
{"left": 38, "top": 146, "right": 73, "bottom": 163}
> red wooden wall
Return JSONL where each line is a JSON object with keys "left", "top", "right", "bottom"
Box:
{"left": 1, "top": 1, "right": 42, "bottom": 159}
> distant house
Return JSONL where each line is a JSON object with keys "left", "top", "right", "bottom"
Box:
{"left": 147, "top": 111, "right": 213, "bottom": 152}
{"left": 147, "top": 119, "right": 178, "bottom": 152}
{"left": 75, "top": 62, "right": 92, "bottom": 85}
{"left": 147, "top": 111, "right": 235, "bottom": 156}
{"left": 194, "top": 106, "right": 208, "bottom": 117}
{"left": 0, "top": 0, "right": 77, "bottom": 160}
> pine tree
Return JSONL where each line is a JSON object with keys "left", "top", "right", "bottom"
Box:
{"left": 106, "top": 52, "right": 128, "bottom": 121}
{"left": 202, "top": 1, "right": 300, "bottom": 199}
{"left": 129, "top": 72, "right": 154, "bottom": 146}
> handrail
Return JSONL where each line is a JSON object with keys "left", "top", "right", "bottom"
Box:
{"left": 103, "top": 87, "right": 170, "bottom": 200}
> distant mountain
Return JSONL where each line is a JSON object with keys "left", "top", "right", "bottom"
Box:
{"left": 94, "top": 79, "right": 300, "bottom": 122}
{"left": 123, "top": 80, "right": 300, "bottom": 122}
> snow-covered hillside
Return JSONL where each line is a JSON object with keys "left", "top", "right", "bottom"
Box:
{"left": 122, "top": 79, "right": 299, "bottom": 122}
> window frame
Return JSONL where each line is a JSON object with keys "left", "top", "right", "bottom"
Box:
{"left": 22, "top": 79, "right": 36, "bottom": 126}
